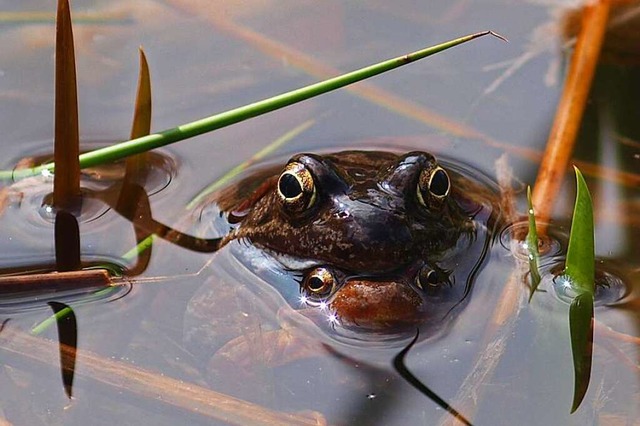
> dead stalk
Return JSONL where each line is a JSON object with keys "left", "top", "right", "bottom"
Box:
{"left": 532, "top": 0, "right": 611, "bottom": 229}
{"left": 53, "top": 0, "right": 81, "bottom": 210}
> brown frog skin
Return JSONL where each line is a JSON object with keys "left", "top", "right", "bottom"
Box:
{"left": 211, "top": 150, "right": 497, "bottom": 332}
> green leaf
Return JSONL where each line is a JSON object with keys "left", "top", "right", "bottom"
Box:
{"left": 564, "top": 167, "right": 595, "bottom": 296}
{"left": 526, "top": 185, "right": 541, "bottom": 302}
{"left": 1, "top": 31, "right": 505, "bottom": 182}
{"left": 568, "top": 292, "right": 594, "bottom": 413}
{"left": 564, "top": 166, "right": 595, "bottom": 413}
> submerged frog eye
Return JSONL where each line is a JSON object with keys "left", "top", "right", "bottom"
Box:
{"left": 277, "top": 162, "right": 316, "bottom": 213}
{"left": 417, "top": 165, "right": 450, "bottom": 208}
{"left": 302, "top": 267, "right": 336, "bottom": 296}
{"left": 415, "top": 266, "right": 451, "bottom": 293}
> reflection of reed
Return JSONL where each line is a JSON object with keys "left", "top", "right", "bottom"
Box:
{"left": 48, "top": 301, "right": 77, "bottom": 399}
{"left": 0, "top": 6, "right": 219, "bottom": 289}
{"left": 0, "top": 1, "right": 219, "bottom": 406}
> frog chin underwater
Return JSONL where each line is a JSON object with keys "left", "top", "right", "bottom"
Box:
{"left": 209, "top": 150, "right": 498, "bottom": 336}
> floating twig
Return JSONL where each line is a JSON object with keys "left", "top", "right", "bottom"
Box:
{"left": 0, "top": 269, "right": 112, "bottom": 294}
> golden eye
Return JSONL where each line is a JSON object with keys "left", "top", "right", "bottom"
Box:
{"left": 303, "top": 267, "right": 336, "bottom": 296}
{"left": 417, "top": 166, "right": 450, "bottom": 208}
{"left": 277, "top": 162, "right": 316, "bottom": 213}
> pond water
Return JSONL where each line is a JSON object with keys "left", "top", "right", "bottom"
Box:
{"left": 0, "top": 1, "right": 638, "bottom": 425}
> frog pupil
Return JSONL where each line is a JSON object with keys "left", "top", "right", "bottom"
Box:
{"left": 426, "top": 270, "right": 440, "bottom": 284}
{"left": 430, "top": 169, "right": 449, "bottom": 197}
{"left": 279, "top": 173, "right": 302, "bottom": 198}
{"left": 307, "top": 276, "right": 325, "bottom": 291}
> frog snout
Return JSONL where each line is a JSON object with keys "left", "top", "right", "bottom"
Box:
{"left": 330, "top": 279, "right": 425, "bottom": 330}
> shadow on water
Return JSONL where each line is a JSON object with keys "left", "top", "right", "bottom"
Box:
{"left": 47, "top": 301, "right": 77, "bottom": 399}
{"left": 393, "top": 329, "right": 472, "bottom": 426}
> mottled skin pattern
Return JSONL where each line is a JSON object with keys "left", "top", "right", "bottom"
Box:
{"left": 219, "top": 151, "right": 472, "bottom": 272}
{"left": 212, "top": 150, "right": 495, "bottom": 330}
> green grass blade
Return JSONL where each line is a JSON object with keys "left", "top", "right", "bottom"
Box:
{"left": 526, "top": 185, "right": 541, "bottom": 302}
{"left": 564, "top": 167, "right": 595, "bottom": 295}
{"left": 564, "top": 166, "right": 595, "bottom": 413}
{"left": 121, "top": 234, "right": 155, "bottom": 263}
{"left": 569, "top": 292, "right": 594, "bottom": 413}
{"left": 1, "top": 31, "right": 505, "bottom": 182}
{"left": 32, "top": 305, "right": 74, "bottom": 335}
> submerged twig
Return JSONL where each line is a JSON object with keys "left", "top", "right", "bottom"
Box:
{"left": 438, "top": 156, "right": 524, "bottom": 425}
{"left": 0, "top": 11, "right": 131, "bottom": 24}
{"left": 0, "top": 326, "right": 326, "bottom": 426}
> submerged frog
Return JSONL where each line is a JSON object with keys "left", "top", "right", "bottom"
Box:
{"left": 187, "top": 150, "right": 499, "bottom": 341}
{"left": 182, "top": 149, "right": 501, "bottom": 398}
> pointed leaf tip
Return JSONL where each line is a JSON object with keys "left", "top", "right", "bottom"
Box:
{"left": 488, "top": 31, "right": 508, "bottom": 42}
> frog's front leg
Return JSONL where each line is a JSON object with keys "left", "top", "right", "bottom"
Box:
{"left": 184, "top": 274, "right": 329, "bottom": 395}
{"left": 207, "top": 318, "right": 327, "bottom": 379}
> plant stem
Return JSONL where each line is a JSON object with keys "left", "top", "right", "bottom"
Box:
{"left": 1, "top": 31, "right": 503, "bottom": 182}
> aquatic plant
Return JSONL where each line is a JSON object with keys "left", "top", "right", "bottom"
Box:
{"left": 527, "top": 167, "right": 595, "bottom": 413}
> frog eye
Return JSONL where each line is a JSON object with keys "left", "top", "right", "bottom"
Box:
{"left": 302, "top": 267, "right": 336, "bottom": 296}
{"left": 415, "top": 266, "right": 451, "bottom": 293}
{"left": 417, "top": 166, "right": 450, "bottom": 208}
{"left": 277, "top": 162, "right": 316, "bottom": 212}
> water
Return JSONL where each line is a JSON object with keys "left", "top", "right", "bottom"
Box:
{"left": 0, "top": 1, "right": 638, "bottom": 425}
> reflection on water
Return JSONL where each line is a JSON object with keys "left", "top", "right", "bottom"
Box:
{"left": 0, "top": 1, "right": 639, "bottom": 425}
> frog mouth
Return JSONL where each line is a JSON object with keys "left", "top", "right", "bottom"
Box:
{"left": 329, "top": 279, "right": 426, "bottom": 331}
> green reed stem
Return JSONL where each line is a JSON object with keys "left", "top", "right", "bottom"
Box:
{"left": 0, "top": 31, "right": 504, "bottom": 182}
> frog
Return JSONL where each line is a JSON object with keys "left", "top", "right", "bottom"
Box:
{"left": 183, "top": 150, "right": 500, "bottom": 374}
